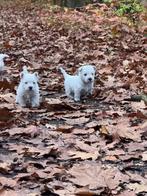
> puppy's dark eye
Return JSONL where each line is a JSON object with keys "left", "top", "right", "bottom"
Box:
{"left": 92, "top": 73, "right": 94, "bottom": 75}
{"left": 33, "top": 82, "right": 36, "bottom": 84}
{"left": 25, "top": 82, "right": 28, "bottom": 84}
{"left": 84, "top": 73, "right": 87, "bottom": 76}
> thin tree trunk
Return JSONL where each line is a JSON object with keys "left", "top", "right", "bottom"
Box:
{"left": 52, "top": 0, "right": 92, "bottom": 8}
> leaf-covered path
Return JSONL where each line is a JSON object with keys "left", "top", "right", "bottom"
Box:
{"left": 0, "top": 1, "right": 146, "bottom": 195}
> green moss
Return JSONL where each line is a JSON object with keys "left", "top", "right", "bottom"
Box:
{"left": 114, "top": 0, "right": 144, "bottom": 16}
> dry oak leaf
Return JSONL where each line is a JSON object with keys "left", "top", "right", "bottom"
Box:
{"left": 131, "top": 100, "right": 146, "bottom": 111}
{"left": 140, "top": 121, "right": 147, "bottom": 130}
{"left": 56, "top": 125, "right": 73, "bottom": 133}
{"left": 8, "top": 143, "right": 27, "bottom": 155}
{"left": 3, "top": 40, "right": 15, "bottom": 49}
{"left": 0, "top": 107, "right": 13, "bottom": 122}
{"left": 21, "top": 146, "right": 59, "bottom": 158}
{"left": 101, "top": 167, "right": 129, "bottom": 190}
{"left": 27, "top": 193, "right": 39, "bottom": 196}
{"left": 68, "top": 163, "right": 103, "bottom": 189}
{"left": 0, "top": 162, "right": 11, "bottom": 174}
{"left": 45, "top": 98, "right": 76, "bottom": 110}
{"left": 116, "top": 127, "right": 141, "bottom": 142}
{"left": 127, "top": 142, "right": 145, "bottom": 153}
{"left": 5, "top": 125, "right": 39, "bottom": 137}
{"left": 127, "top": 183, "right": 147, "bottom": 194}
{"left": 73, "top": 128, "right": 95, "bottom": 135}
{"left": 15, "top": 171, "right": 49, "bottom": 182}
{"left": 0, "top": 176, "right": 16, "bottom": 188}
{"left": 64, "top": 111, "right": 84, "bottom": 118}
{"left": 142, "top": 152, "right": 147, "bottom": 161}
{"left": 119, "top": 154, "right": 141, "bottom": 161}
{"left": 14, "top": 173, "right": 32, "bottom": 181}
{"left": 123, "top": 60, "right": 130, "bottom": 67}
{"left": 0, "top": 93, "right": 15, "bottom": 103}
{"left": 64, "top": 116, "right": 90, "bottom": 125}
{"left": 31, "top": 170, "right": 48, "bottom": 179}
{"left": 75, "top": 185, "right": 103, "bottom": 195}
{"left": 118, "top": 190, "right": 136, "bottom": 196}
{"left": 85, "top": 121, "right": 98, "bottom": 128}
{"left": 125, "top": 171, "right": 147, "bottom": 184}
{"left": 44, "top": 166, "right": 65, "bottom": 178}
{"left": 46, "top": 98, "right": 62, "bottom": 105}
{"left": 67, "top": 150, "right": 99, "bottom": 161}
{"left": 104, "top": 75, "right": 115, "bottom": 87}
{"left": 0, "top": 190, "right": 21, "bottom": 196}
{"left": 99, "top": 125, "right": 109, "bottom": 135}
{"left": 52, "top": 181, "right": 76, "bottom": 196}
{"left": 30, "top": 61, "right": 42, "bottom": 69}
{"left": 0, "top": 103, "right": 14, "bottom": 110}
{"left": 107, "top": 123, "right": 141, "bottom": 142}
{"left": 68, "top": 162, "right": 129, "bottom": 190}
{"left": 0, "top": 76, "right": 15, "bottom": 90}
{"left": 75, "top": 141, "right": 100, "bottom": 156}
{"left": 104, "top": 155, "right": 118, "bottom": 162}
{"left": 106, "top": 149, "right": 125, "bottom": 156}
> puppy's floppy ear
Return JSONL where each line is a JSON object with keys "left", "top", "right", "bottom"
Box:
{"left": 34, "top": 72, "right": 39, "bottom": 80}
{"left": 4, "top": 54, "right": 9, "bottom": 58}
{"left": 0, "top": 54, "right": 9, "bottom": 59}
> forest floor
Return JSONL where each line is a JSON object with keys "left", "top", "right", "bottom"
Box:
{"left": 0, "top": 0, "right": 146, "bottom": 195}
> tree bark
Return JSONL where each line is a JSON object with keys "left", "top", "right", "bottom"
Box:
{"left": 52, "top": 0, "right": 92, "bottom": 8}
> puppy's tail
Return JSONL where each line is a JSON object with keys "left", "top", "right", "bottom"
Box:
{"left": 59, "top": 67, "right": 68, "bottom": 79}
{"left": 22, "top": 66, "right": 28, "bottom": 74}
{"left": 0, "top": 54, "right": 9, "bottom": 59}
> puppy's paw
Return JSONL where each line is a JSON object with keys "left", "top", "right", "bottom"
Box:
{"left": 74, "top": 97, "right": 80, "bottom": 102}
{"left": 20, "top": 104, "right": 27, "bottom": 108}
{"left": 32, "top": 102, "right": 40, "bottom": 108}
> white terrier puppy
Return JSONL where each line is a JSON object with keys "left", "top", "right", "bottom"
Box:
{"left": 0, "top": 54, "right": 9, "bottom": 71}
{"left": 16, "top": 66, "right": 40, "bottom": 108}
{"left": 60, "top": 65, "right": 96, "bottom": 102}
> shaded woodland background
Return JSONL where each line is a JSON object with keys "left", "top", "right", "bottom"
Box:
{"left": 0, "top": 0, "right": 146, "bottom": 195}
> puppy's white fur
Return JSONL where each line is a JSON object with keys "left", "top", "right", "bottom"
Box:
{"left": 0, "top": 54, "right": 9, "bottom": 71}
{"left": 16, "top": 66, "right": 40, "bottom": 108}
{"left": 60, "top": 65, "right": 95, "bottom": 101}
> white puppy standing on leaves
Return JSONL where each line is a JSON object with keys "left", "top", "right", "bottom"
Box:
{"left": 16, "top": 66, "right": 40, "bottom": 108}
{"left": 60, "top": 65, "right": 96, "bottom": 102}
{"left": 0, "top": 54, "right": 9, "bottom": 71}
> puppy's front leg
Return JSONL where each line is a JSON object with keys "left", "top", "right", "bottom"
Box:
{"left": 74, "top": 90, "right": 81, "bottom": 102}
{"left": 32, "top": 96, "right": 40, "bottom": 108}
{"left": 89, "top": 83, "right": 94, "bottom": 95}
{"left": 19, "top": 99, "right": 27, "bottom": 107}
{"left": 65, "top": 87, "right": 73, "bottom": 100}
{"left": 89, "top": 88, "right": 93, "bottom": 95}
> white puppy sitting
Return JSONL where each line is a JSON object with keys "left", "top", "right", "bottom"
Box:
{"left": 60, "top": 65, "right": 95, "bottom": 102}
{"left": 0, "top": 54, "right": 9, "bottom": 71}
{"left": 16, "top": 66, "right": 40, "bottom": 108}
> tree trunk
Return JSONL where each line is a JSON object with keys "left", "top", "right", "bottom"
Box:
{"left": 52, "top": 0, "right": 92, "bottom": 8}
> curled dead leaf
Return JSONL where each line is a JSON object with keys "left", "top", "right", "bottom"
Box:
{"left": 64, "top": 117, "right": 90, "bottom": 125}
{"left": 99, "top": 125, "right": 109, "bottom": 135}
{"left": 0, "top": 93, "right": 15, "bottom": 103}
{"left": 45, "top": 98, "right": 76, "bottom": 111}
{"left": 0, "top": 176, "right": 16, "bottom": 187}
{"left": 56, "top": 125, "right": 73, "bottom": 133}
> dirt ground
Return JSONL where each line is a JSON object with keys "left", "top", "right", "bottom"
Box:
{"left": 0, "top": 1, "right": 146, "bottom": 195}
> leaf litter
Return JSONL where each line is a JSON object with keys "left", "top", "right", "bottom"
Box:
{"left": 0, "top": 1, "right": 146, "bottom": 195}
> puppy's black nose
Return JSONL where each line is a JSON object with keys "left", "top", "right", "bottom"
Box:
{"left": 88, "top": 78, "right": 92, "bottom": 81}
{"left": 29, "top": 86, "right": 33, "bottom": 90}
